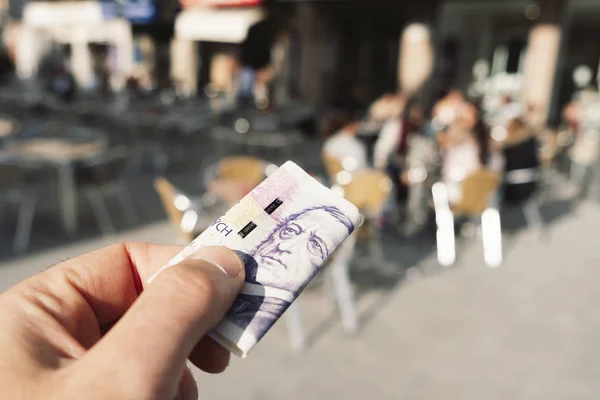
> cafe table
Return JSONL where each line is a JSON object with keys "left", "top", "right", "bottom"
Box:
{"left": 0, "top": 136, "right": 107, "bottom": 235}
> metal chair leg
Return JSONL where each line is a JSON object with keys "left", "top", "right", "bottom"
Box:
{"left": 284, "top": 302, "right": 306, "bottom": 352}
{"left": 330, "top": 260, "right": 358, "bottom": 333}
{"left": 116, "top": 183, "right": 139, "bottom": 225}
{"left": 481, "top": 208, "right": 502, "bottom": 268}
{"left": 432, "top": 182, "right": 456, "bottom": 266}
{"left": 84, "top": 188, "right": 116, "bottom": 235}
{"left": 523, "top": 200, "right": 544, "bottom": 229}
{"left": 436, "top": 209, "right": 456, "bottom": 266}
{"left": 14, "top": 195, "right": 37, "bottom": 254}
{"left": 368, "top": 221, "right": 386, "bottom": 267}
{"left": 324, "top": 266, "right": 338, "bottom": 314}
{"left": 569, "top": 162, "right": 588, "bottom": 194}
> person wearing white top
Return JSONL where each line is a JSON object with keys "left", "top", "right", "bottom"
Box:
{"left": 323, "top": 122, "right": 368, "bottom": 171}
{"left": 439, "top": 103, "right": 504, "bottom": 204}
{"left": 373, "top": 118, "right": 402, "bottom": 170}
{"left": 442, "top": 136, "right": 481, "bottom": 204}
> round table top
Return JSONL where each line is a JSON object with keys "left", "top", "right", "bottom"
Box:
{"left": 211, "top": 126, "right": 304, "bottom": 148}
{"left": 2, "top": 137, "right": 106, "bottom": 163}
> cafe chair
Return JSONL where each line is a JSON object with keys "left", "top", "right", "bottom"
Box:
{"left": 504, "top": 167, "right": 544, "bottom": 230}
{"left": 341, "top": 169, "right": 393, "bottom": 268}
{"left": 325, "top": 232, "right": 359, "bottom": 333}
{"left": 285, "top": 231, "right": 360, "bottom": 353}
{"left": 75, "top": 147, "right": 138, "bottom": 235}
{"left": 0, "top": 162, "right": 48, "bottom": 254}
{"left": 202, "top": 156, "right": 273, "bottom": 205}
{"left": 322, "top": 152, "right": 345, "bottom": 181}
{"left": 154, "top": 177, "right": 198, "bottom": 244}
{"left": 322, "top": 153, "right": 362, "bottom": 186}
{"left": 217, "top": 156, "right": 269, "bottom": 183}
{"left": 432, "top": 169, "right": 502, "bottom": 268}
{"left": 281, "top": 160, "right": 364, "bottom": 351}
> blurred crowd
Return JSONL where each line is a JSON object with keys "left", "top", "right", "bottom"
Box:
{"left": 319, "top": 68, "right": 599, "bottom": 252}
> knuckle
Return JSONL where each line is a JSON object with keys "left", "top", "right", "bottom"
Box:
{"left": 163, "top": 263, "right": 219, "bottom": 308}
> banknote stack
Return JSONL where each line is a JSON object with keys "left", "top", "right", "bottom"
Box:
{"left": 150, "top": 161, "right": 361, "bottom": 357}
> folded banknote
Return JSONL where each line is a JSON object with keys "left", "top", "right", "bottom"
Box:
{"left": 150, "top": 161, "right": 361, "bottom": 357}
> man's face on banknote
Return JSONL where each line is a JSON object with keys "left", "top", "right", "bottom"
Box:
{"left": 253, "top": 208, "right": 349, "bottom": 293}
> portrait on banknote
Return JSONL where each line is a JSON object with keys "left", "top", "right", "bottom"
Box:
{"left": 225, "top": 205, "right": 355, "bottom": 342}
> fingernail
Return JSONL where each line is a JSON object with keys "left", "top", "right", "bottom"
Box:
{"left": 189, "top": 246, "right": 243, "bottom": 278}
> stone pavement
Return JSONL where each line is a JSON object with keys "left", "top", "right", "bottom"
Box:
{"left": 1, "top": 202, "right": 600, "bottom": 399}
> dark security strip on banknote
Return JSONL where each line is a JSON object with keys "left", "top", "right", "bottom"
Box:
{"left": 238, "top": 198, "right": 283, "bottom": 238}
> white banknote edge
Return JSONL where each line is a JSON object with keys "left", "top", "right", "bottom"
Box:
{"left": 209, "top": 320, "right": 256, "bottom": 358}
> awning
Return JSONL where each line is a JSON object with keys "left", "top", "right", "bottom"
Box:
{"left": 175, "top": 7, "right": 264, "bottom": 43}
{"left": 23, "top": 1, "right": 104, "bottom": 28}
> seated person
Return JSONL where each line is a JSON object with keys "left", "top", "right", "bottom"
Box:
{"left": 440, "top": 129, "right": 479, "bottom": 205}
{"left": 432, "top": 89, "right": 464, "bottom": 128}
{"left": 368, "top": 92, "right": 405, "bottom": 123}
{"left": 502, "top": 118, "right": 539, "bottom": 204}
{"left": 489, "top": 95, "right": 521, "bottom": 128}
{"left": 373, "top": 97, "right": 420, "bottom": 170}
{"left": 439, "top": 103, "right": 503, "bottom": 205}
{"left": 322, "top": 112, "right": 368, "bottom": 172}
{"left": 374, "top": 98, "right": 424, "bottom": 203}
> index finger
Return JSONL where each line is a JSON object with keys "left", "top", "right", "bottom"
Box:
{"left": 19, "top": 242, "right": 183, "bottom": 328}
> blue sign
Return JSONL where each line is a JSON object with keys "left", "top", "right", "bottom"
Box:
{"left": 100, "top": 0, "right": 158, "bottom": 24}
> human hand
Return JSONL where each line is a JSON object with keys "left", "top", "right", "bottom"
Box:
{"left": 0, "top": 243, "right": 245, "bottom": 400}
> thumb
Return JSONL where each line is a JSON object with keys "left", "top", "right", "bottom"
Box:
{"left": 79, "top": 246, "right": 244, "bottom": 398}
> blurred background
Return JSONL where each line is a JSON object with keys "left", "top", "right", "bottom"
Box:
{"left": 1, "top": 0, "right": 600, "bottom": 398}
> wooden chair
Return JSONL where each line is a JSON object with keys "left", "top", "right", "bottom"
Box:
{"left": 432, "top": 169, "right": 502, "bottom": 267}
{"left": 285, "top": 231, "right": 360, "bottom": 353}
{"left": 452, "top": 169, "right": 500, "bottom": 216}
{"left": 342, "top": 169, "right": 392, "bottom": 267}
{"left": 322, "top": 152, "right": 345, "bottom": 183}
{"left": 217, "top": 156, "right": 266, "bottom": 185}
{"left": 154, "top": 177, "right": 195, "bottom": 243}
{"left": 204, "top": 156, "right": 268, "bottom": 205}
{"left": 324, "top": 232, "right": 359, "bottom": 333}
{"left": 287, "top": 165, "right": 376, "bottom": 353}
{"left": 343, "top": 169, "right": 393, "bottom": 216}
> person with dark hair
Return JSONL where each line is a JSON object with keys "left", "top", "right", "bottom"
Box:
{"left": 374, "top": 97, "right": 425, "bottom": 202}
{"left": 52, "top": 63, "right": 76, "bottom": 103}
{"left": 373, "top": 95, "right": 420, "bottom": 170}
{"left": 501, "top": 118, "right": 539, "bottom": 203}
{"left": 439, "top": 101, "right": 503, "bottom": 204}
{"left": 237, "top": 19, "right": 279, "bottom": 105}
{"left": 432, "top": 89, "right": 464, "bottom": 127}
{"left": 473, "top": 117, "right": 491, "bottom": 167}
